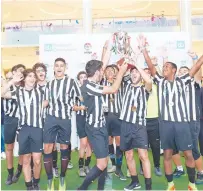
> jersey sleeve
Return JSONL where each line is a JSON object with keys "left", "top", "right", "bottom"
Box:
{"left": 86, "top": 83, "right": 104, "bottom": 96}
{"left": 153, "top": 71, "right": 164, "bottom": 84}
{"left": 179, "top": 73, "right": 193, "bottom": 85}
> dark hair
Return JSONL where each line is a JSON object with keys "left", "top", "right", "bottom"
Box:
{"left": 105, "top": 65, "right": 114, "bottom": 71}
{"left": 55, "top": 58, "right": 66, "bottom": 64}
{"left": 130, "top": 66, "right": 137, "bottom": 73}
{"left": 77, "top": 71, "right": 87, "bottom": 80}
{"left": 85, "top": 60, "right": 103, "bottom": 77}
{"left": 167, "top": 62, "right": 177, "bottom": 72}
{"left": 179, "top": 66, "right": 190, "bottom": 71}
{"left": 11, "top": 64, "right": 26, "bottom": 72}
{"left": 112, "top": 65, "right": 119, "bottom": 72}
{"left": 32, "top": 62, "right": 47, "bottom": 73}
{"left": 21, "top": 69, "right": 36, "bottom": 87}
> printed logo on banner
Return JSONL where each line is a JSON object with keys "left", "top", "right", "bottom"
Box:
{"left": 176, "top": 41, "right": 185, "bottom": 49}
{"left": 91, "top": 52, "right": 98, "bottom": 60}
{"left": 44, "top": 44, "right": 53, "bottom": 51}
{"left": 84, "top": 43, "right": 92, "bottom": 54}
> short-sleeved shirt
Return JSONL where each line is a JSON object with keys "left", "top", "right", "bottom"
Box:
{"left": 45, "top": 76, "right": 81, "bottom": 119}
{"left": 81, "top": 80, "right": 105, "bottom": 128}
{"left": 11, "top": 87, "right": 44, "bottom": 128}
{"left": 120, "top": 83, "right": 149, "bottom": 126}
{"left": 153, "top": 72, "right": 192, "bottom": 122}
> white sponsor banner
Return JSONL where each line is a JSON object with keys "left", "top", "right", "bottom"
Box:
{"left": 40, "top": 32, "right": 190, "bottom": 80}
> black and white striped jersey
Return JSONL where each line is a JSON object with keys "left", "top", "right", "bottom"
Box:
{"left": 185, "top": 81, "right": 201, "bottom": 121}
{"left": 3, "top": 85, "right": 19, "bottom": 118}
{"left": 75, "top": 97, "right": 86, "bottom": 116}
{"left": 81, "top": 80, "right": 105, "bottom": 128}
{"left": 45, "top": 76, "right": 81, "bottom": 119}
{"left": 120, "top": 83, "right": 148, "bottom": 126}
{"left": 11, "top": 87, "right": 44, "bottom": 128}
{"left": 154, "top": 72, "right": 192, "bottom": 122}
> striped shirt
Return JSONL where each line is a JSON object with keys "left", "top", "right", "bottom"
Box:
{"left": 75, "top": 97, "right": 86, "bottom": 116}
{"left": 81, "top": 80, "right": 105, "bottom": 128}
{"left": 120, "top": 83, "right": 148, "bottom": 126}
{"left": 45, "top": 76, "right": 81, "bottom": 119}
{"left": 11, "top": 87, "right": 44, "bottom": 128}
{"left": 3, "top": 85, "right": 19, "bottom": 118}
{"left": 101, "top": 79, "right": 110, "bottom": 113}
{"left": 185, "top": 81, "right": 201, "bottom": 121}
{"left": 154, "top": 72, "right": 191, "bottom": 122}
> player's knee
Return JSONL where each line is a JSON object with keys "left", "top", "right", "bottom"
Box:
{"left": 125, "top": 151, "right": 133, "bottom": 161}
{"left": 34, "top": 158, "right": 41, "bottom": 166}
{"left": 6, "top": 144, "right": 14, "bottom": 151}
{"left": 139, "top": 152, "right": 149, "bottom": 162}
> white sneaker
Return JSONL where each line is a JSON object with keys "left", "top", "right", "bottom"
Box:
{"left": 67, "top": 161, "right": 73, "bottom": 169}
{"left": 1, "top": 152, "right": 6, "bottom": 160}
{"left": 107, "top": 165, "right": 116, "bottom": 173}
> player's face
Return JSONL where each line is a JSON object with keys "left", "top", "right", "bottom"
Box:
{"left": 35, "top": 67, "right": 46, "bottom": 81}
{"left": 144, "top": 69, "right": 151, "bottom": 77}
{"left": 79, "top": 74, "right": 87, "bottom": 85}
{"left": 163, "top": 62, "right": 175, "bottom": 78}
{"left": 131, "top": 69, "right": 141, "bottom": 84}
{"left": 178, "top": 68, "right": 189, "bottom": 77}
{"left": 13, "top": 67, "right": 25, "bottom": 76}
{"left": 113, "top": 67, "right": 119, "bottom": 78}
{"left": 54, "top": 61, "right": 66, "bottom": 78}
{"left": 105, "top": 67, "right": 114, "bottom": 80}
{"left": 25, "top": 72, "right": 36, "bottom": 88}
{"left": 97, "top": 68, "right": 104, "bottom": 82}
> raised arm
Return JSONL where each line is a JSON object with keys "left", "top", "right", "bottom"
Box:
{"left": 101, "top": 36, "right": 113, "bottom": 70}
{"left": 189, "top": 54, "right": 203, "bottom": 78}
{"left": 1, "top": 73, "right": 23, "bottom": 97}
{"left": 102, "top": 62, "right": 128, "bottom": 94}
{"left": 137, "top": 35, "right": 157, "bottom": 76}
{"left": 188, "top": 51, "right": 202, "bottom": 82}
{"left": 136, "top": 64, "right": 152, "bottom": 92}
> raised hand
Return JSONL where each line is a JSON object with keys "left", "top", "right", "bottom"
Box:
{"left": 188, "top": 51, "right": 197, "bottom": 59}
{"left": 12, "top": 73, "right": 24, "bottom": 83}
{"left": 137, "top": 34, "right": 147, "bottom": 49}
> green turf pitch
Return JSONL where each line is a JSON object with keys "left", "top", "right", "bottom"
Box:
{"left": 1, "top": 150, "right": 203, "bottom": 190}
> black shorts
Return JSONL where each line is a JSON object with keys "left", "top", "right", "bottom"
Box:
{"left": 76, "top": 114, "right": 87, "bottom": 139}
{"left": 85, "top": 123, "right": 108, "bottom": 159}
{"left": 4, "top": 115, "right": 18, "bottom": 144}
{"left": 18, "top": 125, "right": 43, "bottom": 155}
{"left": 120, "top": 121, "right": 148, "bottom": 151}
{"left": 106, "top": 113, "right": 121, "bottom": 136}
{"left": 160, "top": 121, "right": 193, "bottom": 151}
{"left": 43, "top": 115, "right": 71, "bottom": 145}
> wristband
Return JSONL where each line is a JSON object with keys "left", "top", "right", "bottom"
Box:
{"left": 192, "top": 55, "right": 198, "bottom": 60}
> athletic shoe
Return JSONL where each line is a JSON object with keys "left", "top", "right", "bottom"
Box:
{"left": 124, "top": 181, "right": 141, "bottom": 191}
{"left": 154, "top": 167, "right": 162, "bottom": 176}
{"left": 78, "top": 168, "right": 86, "bottom": 177}
{"left": 47, "top": 179, "right": 54, "bottom": 191}
{"left": 140, "top": 168, "right": 144, "bottom": 175}
{"left": 5, "top": 174, "right": 13, "bottom": 185}
{"left": 12, "top": 169, "right": 22, "bottom": 183}
{"left": 166, "top": 183, "right": 176, "bottom": 191}
{"left": 33, "top": 183, "right": 40, "bottom": 191}
{"left": 1, "top": 152, "right": 6, "bottom": 159}
{"left": 195, "top": 172, "right": 203, "bottom": 184}
{"left": 67, "top": 161, "right": 73, "bottom": 169}
{"left": 127, "top": 169, "right": 131, "bottom": 178}
{"left": 27, "top": 186, "right": 33, "bottom": 190}
{"left": 59, "top": 176, "right": 66, "bottom": 191}
{"left": 188, "top": 183, "right": 198, "bottom": 191}
{"left": 84, "top": 166, "right": 90, "bottom": 174}
{"left": 115, "top": 169, "right": 127, "bottom": 181}
{"left": 53, "top": 167, "right": 59, "bottom": 178}
{"left": 107, "top": 165, "right": 116, "bottom": 173}
{"left": 173, "top": 168, "right": 185, "bottom": 178}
